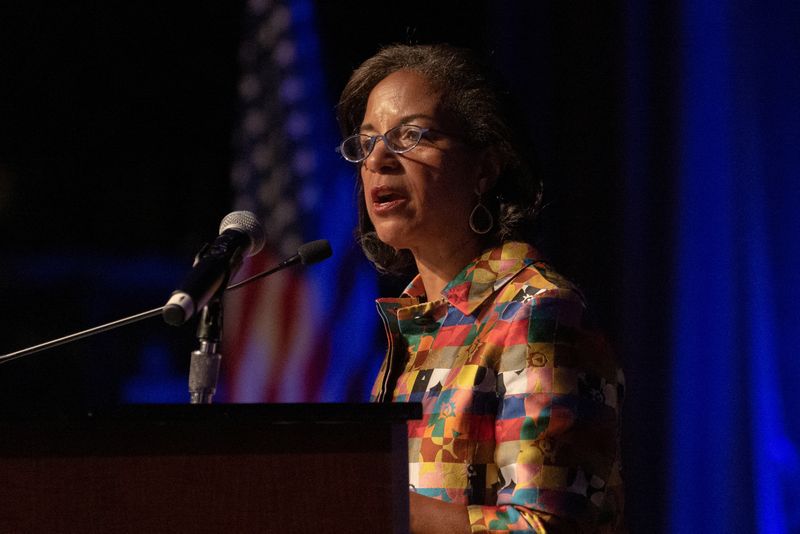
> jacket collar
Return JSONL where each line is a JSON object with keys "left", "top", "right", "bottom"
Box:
{"left": 382, "top": 241, "right": 542, "bottom": 316}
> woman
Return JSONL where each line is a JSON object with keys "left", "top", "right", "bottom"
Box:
{"left": 337, "top": 44, "right": 624, "bottom": 533}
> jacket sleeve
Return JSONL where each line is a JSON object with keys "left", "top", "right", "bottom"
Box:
{"left": 466, "top": 288, "right": 624, "bottom": 533}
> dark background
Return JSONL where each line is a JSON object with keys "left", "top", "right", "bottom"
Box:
{"left": 0, "top": 2, "right": 669, "bottom": 531}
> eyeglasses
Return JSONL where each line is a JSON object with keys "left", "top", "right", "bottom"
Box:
{"left": 337, "top": 124, "right": 431, "bottom": 163}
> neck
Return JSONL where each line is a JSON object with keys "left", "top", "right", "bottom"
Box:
{"left": 411, "top": 236, "right": 484, "bottom": 301}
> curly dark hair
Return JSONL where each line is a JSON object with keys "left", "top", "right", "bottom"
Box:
{"left": 336, "top": 43, "right": 542, "bottom": 276}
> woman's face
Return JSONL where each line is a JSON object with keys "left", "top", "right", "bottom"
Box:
{"left": 359, "top": 69, "right": 483, "bottom": 257}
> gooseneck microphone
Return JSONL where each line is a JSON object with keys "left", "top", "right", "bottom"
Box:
{"left": 163, "top": 211, "right": 266, "bottom": 326}
{"left": 0, "top": 235, "right": 333, "bottom": 365}
{"left": 225, "top": 239, "right": 333, "bottom": 292}
{"left": 294, "top": 239, "right": 333, "bottom": 266}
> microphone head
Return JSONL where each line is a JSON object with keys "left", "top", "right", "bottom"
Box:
{"left": 219, "top": 211, "right": 265, "bottom": 257}
{"left": 298, "top": 240, "right": 332, "bottom": 265}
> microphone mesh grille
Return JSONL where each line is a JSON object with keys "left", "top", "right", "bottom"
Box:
{"left": 219, "top": 211, "right": 266, "bottom": 257}
{"left": 298, "top": 239, "right": 333, "bottom": 265}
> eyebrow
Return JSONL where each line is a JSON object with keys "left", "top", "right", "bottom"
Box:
{"left": 359, "top": 113, "right": 437, "bottom": 133}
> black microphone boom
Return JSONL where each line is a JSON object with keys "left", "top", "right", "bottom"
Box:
{"left": 0, "top": 237, "right": 332, "bottom": 363}
{"left": 163, "top": 211, "right": 265, "bottom": 326}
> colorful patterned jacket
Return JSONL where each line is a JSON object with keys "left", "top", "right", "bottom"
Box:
{"left": 370, "top": 241, "right": 624, "bottom": 532}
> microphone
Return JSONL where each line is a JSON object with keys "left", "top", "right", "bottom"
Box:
{"left": 281, "top": 239, "right": 333, "bottom": 268}
{"left": 224, "top": 239, "right": 333, "bottom": 292}
{"left": 163, "top": 211, "right": 265, "bottom": 326}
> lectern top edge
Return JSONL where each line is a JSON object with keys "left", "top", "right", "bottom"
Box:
{"left": 0, "top": 402, "right": 422, "bottom": 427}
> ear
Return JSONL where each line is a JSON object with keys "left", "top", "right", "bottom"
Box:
{"left": 475, "top": 149, "right": 501, "bottom": 195}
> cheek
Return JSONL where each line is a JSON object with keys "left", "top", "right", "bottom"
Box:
{"left": 427, "top": 160, "right": 478, "bottom": 209}
{"left": 359, "top": 172, "right": 372, "bottom": 209}
{"left": 442, "top": 188, "right": 477, "bottom": 221}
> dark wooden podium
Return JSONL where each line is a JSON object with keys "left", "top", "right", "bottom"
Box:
{"left": 0, "top": 403, "right": 420, "bottom": 533}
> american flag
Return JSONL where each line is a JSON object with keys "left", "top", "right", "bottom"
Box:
{"left": 222, "top": 0, "right": 381, "bottom": 402}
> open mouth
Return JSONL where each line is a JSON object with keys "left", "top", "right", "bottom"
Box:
{"left": 371, "top": 186, "right": 405, "bottom": 205}
{"left": 375, "top": 191, "right": 402, "bottom": 203}
{"left": 370, "top": 186, "right": 407, "bottom": 214}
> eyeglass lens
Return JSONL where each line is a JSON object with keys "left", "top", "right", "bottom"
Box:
{"left": 341, "top": 125, "right": 425, "bottom": 162}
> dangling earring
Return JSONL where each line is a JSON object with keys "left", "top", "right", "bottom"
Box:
{"left": 469, "top": 191, "right": 494, "bottom": 235}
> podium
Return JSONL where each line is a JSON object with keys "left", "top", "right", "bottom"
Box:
{"left": 0, "top": 403, "right": 420, "bottom": 533}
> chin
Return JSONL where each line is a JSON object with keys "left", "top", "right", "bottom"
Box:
{"left": 374, "top": 227, "right": 414, "bottom": 252}
{"left": 378, "top": 233, "right": 411, "bottom": 255}
{"left": 375, "top": 235, "right": 409, "bottom": 252}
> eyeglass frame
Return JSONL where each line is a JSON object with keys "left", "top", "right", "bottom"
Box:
{"left": 336, "top": 124, "right": 434, "bottom": 163}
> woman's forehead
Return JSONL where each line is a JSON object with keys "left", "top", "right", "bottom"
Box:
{"left": 361, "top": 70, "right": 446, "bottom": 130}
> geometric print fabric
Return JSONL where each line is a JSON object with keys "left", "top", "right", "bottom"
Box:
{"left": 370, "top": 242, "right": 624, "bottom": 532}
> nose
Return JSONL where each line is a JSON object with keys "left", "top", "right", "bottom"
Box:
{"left": 363, "top": 135, "right": 399, "bottom": 173}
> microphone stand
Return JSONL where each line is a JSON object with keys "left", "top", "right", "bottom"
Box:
{"left": 0, "top": 240, "right": 332, "bottom": 403}
{"left": 188, "top": 290, "right": 225, "bottom": 404}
